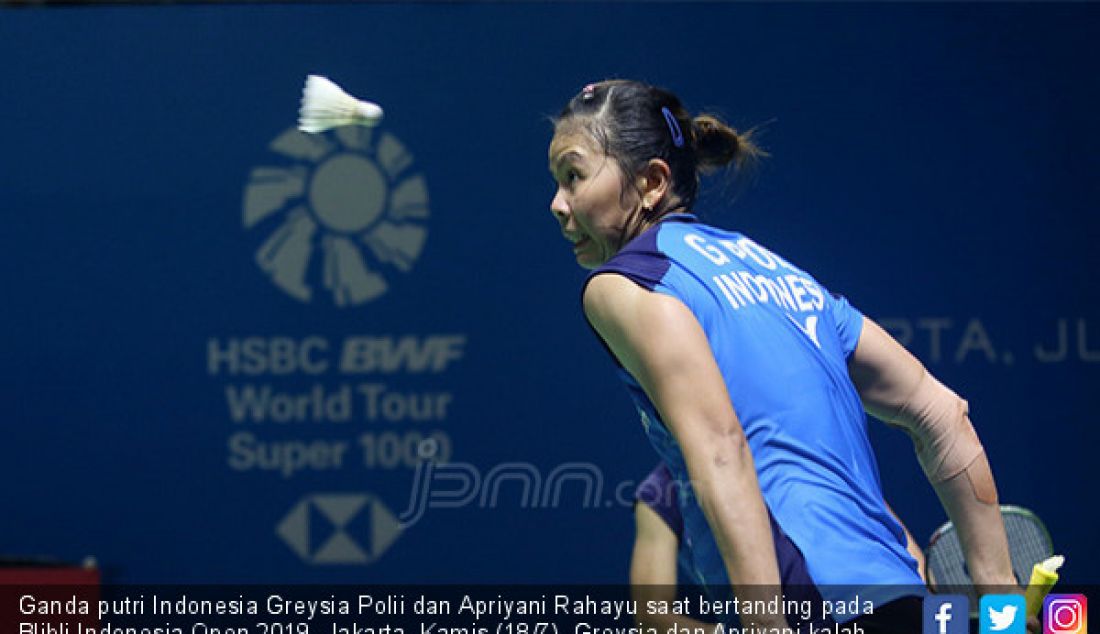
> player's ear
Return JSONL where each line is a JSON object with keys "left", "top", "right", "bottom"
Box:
{"left": 637, "top": 159, "right": 672, "bottom": 210}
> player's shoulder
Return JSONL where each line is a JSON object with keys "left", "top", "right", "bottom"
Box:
{"left": 588, "top": 224, "right": 676, "bottom": 293}
{"left": 581, "top": 273, "right": 644, "bottom": 323}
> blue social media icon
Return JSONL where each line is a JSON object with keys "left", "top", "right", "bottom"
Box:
{"left": 981, "top": 595, "right": 1027, "bottom": 634}
{"left": 925, "top": 595, "right": 970, "bottom": 634}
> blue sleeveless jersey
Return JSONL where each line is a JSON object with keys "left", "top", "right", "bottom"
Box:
{"left": 592, "top": 214, "right": 924, "bottom": 615}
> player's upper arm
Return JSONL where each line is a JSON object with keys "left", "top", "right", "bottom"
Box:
{"left": 847, "top": 316, "right": 927, "bottom": 424}
{"left": 583, "top": 273, "right": 743, "bottom": 446}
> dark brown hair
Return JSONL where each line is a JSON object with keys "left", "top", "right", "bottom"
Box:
{"left": 555, "top": 79, "right": 764, "bottom": 217}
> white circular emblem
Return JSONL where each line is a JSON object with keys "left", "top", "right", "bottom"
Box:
{"left": 243, "top": 126, "right": 430, "bottom": 305}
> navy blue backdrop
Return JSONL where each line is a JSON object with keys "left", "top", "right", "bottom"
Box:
{"left": 1, "top": 2, "right": 1097, "bottom": 584}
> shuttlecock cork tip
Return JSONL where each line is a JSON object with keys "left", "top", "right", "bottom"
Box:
{"left": 355, "top": 100, "right": 384, "bottom": 122}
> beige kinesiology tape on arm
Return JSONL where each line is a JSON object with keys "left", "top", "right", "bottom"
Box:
{"left": 892, "top": 372, "right": 979, "bottom": 478}
{"left": 856, "top": 324, "right": 996, "bottom": 504}
{"left": 882, "top": 370, "right": 997, "bottom": 504}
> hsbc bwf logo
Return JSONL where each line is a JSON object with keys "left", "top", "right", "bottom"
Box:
{"left": 924, "top": 596, "right": 968, "bottom": 634}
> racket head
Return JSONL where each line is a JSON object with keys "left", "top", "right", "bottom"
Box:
{"left": 925, "top": 505, "right": 1052, "bottom": 610}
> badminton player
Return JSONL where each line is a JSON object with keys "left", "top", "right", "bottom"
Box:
{"left": 548, "top": 79, "right": 1023, "bottom": 632}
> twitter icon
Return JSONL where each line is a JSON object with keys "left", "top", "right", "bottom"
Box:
{"left": 981, "top": 594, "right": 1027, "bottom": 633}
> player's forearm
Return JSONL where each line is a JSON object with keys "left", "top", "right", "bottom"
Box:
{"left": 685, "top": 431, "right": 786, "bottom": 627}
{"left": 692, "top": 434, "right": 779, "bottom": 584}
{"left": 930, "top": 451, "right": 1016, "bottom": 590}
{"left": 850, "top": 320, "right": 1016, "bottom": 589}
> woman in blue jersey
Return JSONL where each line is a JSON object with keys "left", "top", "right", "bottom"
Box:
{"left": 547, "top": 80, "right": 1025, "bottom": 632}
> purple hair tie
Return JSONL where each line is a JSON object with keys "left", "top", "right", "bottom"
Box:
{"left": 661, "top": 107, "right": 684, "bottom": 148}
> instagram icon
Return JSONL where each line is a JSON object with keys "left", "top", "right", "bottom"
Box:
{"left": 1045, "top": 594, "right": 1087, "bottom": 634}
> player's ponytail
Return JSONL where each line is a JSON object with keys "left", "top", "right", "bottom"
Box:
{"left": 692, "top": 114, "right": 764, "bottom": 175}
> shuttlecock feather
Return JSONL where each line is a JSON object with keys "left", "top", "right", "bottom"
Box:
{"left": 298, "top": 75, "right": 384, "bottom": 134}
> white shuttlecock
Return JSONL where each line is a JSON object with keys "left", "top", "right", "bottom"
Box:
{"left": 298, "top": 75, "right": 384, "bottom": 133}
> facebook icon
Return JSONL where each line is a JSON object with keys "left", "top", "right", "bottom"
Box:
{"left": 924, "top": 595, "right": 970, "bottom": 634}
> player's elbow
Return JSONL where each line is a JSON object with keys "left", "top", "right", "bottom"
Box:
{"left": 699, "top": 419, "right": 752, "bottom": 471}
{"left": 893, "top": 370, "right": 963, "bottom": 434}
{"left": 901, "top": 372, "right": 984, "bottom": 483}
